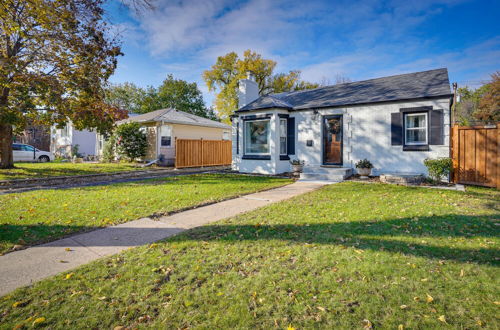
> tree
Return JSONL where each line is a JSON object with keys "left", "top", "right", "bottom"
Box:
{"left": 155, "top": 74, "right": 211, "bottom": 118}
{"left": 455, "top": 81, "right": 493, "bottom": 125}
{"left": 475, "top": 72, "right": 500, "bottom": 122}
{"left": 203, "top": 50, "right": 318, "bottom": 122}
{"left": 105, "top": 75, "right": 217, "bottom": 120}
{"left": 115, "top": 122, "right": 147, "bottom": 160}
{"left": 0, "top": 0, "right": 127, "bottom": 168}
{"left": 105, "top": 82, "right": 145, "bottom": 114}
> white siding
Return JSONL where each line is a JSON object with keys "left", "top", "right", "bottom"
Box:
{"left": 234, "top": 97, "right": 451, "bottom": 175}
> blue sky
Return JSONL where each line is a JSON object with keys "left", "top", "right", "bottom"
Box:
{"left": 106, "top": 0, "right": 499, "bottom": 106}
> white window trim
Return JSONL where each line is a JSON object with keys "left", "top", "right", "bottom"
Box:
{"left": 279, "top": 118, "right": 287, "bottom": 155}
{"left": 159, "top": 124, "right": 172, "bottom": 148}
{"left": 404, "top": 112, "right": 428, "bottom": 145}
{"left": 244, "top": 119, "right": 271, "bottom": 155}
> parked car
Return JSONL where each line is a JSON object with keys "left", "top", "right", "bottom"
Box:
{"left": 13, "top": 143, "right": 54, "bottom": 162}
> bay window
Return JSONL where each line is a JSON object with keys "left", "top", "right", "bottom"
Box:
{"left": 244, "top": 119, "right": 270, "bottom": 155}
{"left": 405, "top": 113, "right": 427, "bottom": 145}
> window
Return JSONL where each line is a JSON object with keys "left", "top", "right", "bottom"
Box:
{"left": 405, "top": 113, "right": 427, "bottom": 145}
{"left": 279, "top": 118, "right": 287, "bottom": 155}
{"left": 244, "top": 120, "right": 270, "bottom": 154}
{"left": 22, "top": 145, "right": 35, "bottom": 152}
{"left": 222, "top": 131, "right": 230, "bottom": 140}
{"left": 60, "top": 125, "right": 69, "bottom": 137}
{"left": 160, "top": 125, "right": 172, "bottom": 147}
{"left": 12, "top": 144, "right": 21, "bottom": 151}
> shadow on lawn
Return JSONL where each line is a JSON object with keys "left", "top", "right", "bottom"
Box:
{"left": 1, "top": 214, "right": 498, "bottom": 265}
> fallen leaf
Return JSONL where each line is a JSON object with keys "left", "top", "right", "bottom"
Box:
{"left": 287, "top": 325, "right": 296, "bottom": 330}
{"left": 413, "top": 296, "right": 420, "bottom": 302}
{"left": 460, "top": 269, "right": 464, "bottom": 277}
{"left": 317, "top": 306, "right": 326, "bottom": 312}
{"left": 65, "top": 273, "right": 74, "bottom": 280}
{"left": 12, "top": 301, "right": 27, "bottom": 308}
{"left": 65, "top": 248, "right": 72, "bottom": 252}
{"left": 98, "top": 296, "right": 107, "bottom": 300}
{"left": 398, "top": 325, "right": 404, "bottom": 330}
{"left": 32, "top": 317, "right": 46, "bottom": 326}
{"left": 438, "top": 315, "right": 447, "bottom": 323}
{"left": 400, "top": 305, "right": 408, "bottom": 309}
{"left": 362, "top": 319, "right": 373, "bottom": 329}
{"left": 426, "top": 294, "right": 434, "bottom": 303}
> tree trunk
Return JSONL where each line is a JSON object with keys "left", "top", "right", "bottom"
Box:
{"left": 0, "top": 124, "right": 14, "bottom": 169}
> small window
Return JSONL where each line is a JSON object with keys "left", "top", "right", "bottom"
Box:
{"left": 279, "top": 118, "right": 287, "bottom": 155}
{"left": 405, "top": 113, "right": 427, "bottom": 145}
{"left": 244, "top": 119, "right": 270, "bottom": 155}
{"left": 12, "top": 144, "right": 21, "bottom": 151}
{"left": 222, "top": 131, "right": 230, "bottom": 140}
{"left": 160, "top": 125, "right": 172, "bottom": 147}
{"left": 60, "top": 126, "right": 69, "bottom": 137}
{"left": 22, "top": 145, "right": 35, "bottom": 152}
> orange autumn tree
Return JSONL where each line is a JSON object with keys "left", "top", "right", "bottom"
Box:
{"left": 0, "top": 0, "right": 128, "bottom": 168}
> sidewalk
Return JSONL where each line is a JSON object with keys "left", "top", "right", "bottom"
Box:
{"left": 0, "top": 181, "right": 327, "bottom": 296}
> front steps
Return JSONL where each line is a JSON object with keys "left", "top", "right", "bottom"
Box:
{"left": 299, "top": 166, "right": 352, "bottom": 182}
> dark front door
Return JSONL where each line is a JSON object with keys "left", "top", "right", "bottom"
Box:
{"left": 323, "top": 115, "right": 343, "bottom": 165}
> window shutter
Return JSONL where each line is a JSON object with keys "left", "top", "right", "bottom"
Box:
{"left": 287, "top": 117, "right": 295, "bottom": 155}
{"left": 429, "top": 110, "right": 444, "bottom": 145}
{"left": 236, "top": 121, "right": 239, "bottom": 154}
{"left": 391, "top": 113, "right": 403, "bottom": 145}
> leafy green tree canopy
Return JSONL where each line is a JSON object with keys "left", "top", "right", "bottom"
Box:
{"left": 203, "top": 50, "right": 319, "bottom": 123}
{"left": 106, "top": 75, "right": 217, "bottom": 120}
{"left": 0, "top": 0, "right": 127, "bottom": 168}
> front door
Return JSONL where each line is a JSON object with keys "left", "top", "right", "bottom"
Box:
{"left": 323, "top": 115, "right": 343, "bottom": 165}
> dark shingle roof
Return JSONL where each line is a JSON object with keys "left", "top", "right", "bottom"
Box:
{"left": 118, "top": 108, "right": 230, "bottom": 129}
{"left": 237, "top": 68, "right": 452, "bottom": 112}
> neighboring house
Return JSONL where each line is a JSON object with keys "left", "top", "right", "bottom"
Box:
{"left": 51, "top": 122, "right": 97, "bottom": 158}
{"left": 13, "top": 125, "right": 50, "bottom": 151}
{"left": 232, "top": 68, "right": 453, "bottom": 178}
{"left": 102, "top": 108, "right": 231, "bottom": 165}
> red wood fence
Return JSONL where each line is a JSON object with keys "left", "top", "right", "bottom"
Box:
{"left": 451, "top": 124, "right": 499, "bottom": 188}
{"left": 175, "top": 138, "right": 232, "bottom": 168}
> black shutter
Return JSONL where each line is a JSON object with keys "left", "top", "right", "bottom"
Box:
{"left": 236, "top": 121, "right": 239, "bottom": 154}
{"left": 429, "top": 110, "right": 444, "bottom": 145}
{"left": 287, "top": 117, "right": 295, "bottom": 155}
{"left": 391, "top": 113, "right": 403, "bottom": 145}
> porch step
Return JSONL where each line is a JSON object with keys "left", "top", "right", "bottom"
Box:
{"left": 299, "top": 167, "right": 352, "bottom": 182}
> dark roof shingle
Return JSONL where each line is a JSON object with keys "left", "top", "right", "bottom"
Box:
{"left": 237, "top": 68, "right": 451, "bottom": 112}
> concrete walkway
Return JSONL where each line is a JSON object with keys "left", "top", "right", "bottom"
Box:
{"left": 0, "top": 181, "right": 326, "bottom": 296}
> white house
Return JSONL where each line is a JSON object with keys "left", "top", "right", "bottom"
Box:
{"left": 232, "top": 68, "right": 453, "bottom": 180}
{"left": 51, "top": 122, "right": 97, "bottom": 158}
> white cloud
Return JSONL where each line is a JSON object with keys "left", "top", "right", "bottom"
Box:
{"left": 114, "top": 0, "right": 496, "bottom": 103}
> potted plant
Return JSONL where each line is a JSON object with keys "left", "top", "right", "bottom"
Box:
{"left": 355, "top": 159, "right": 373, "bottom": 178}
{"left": 290, "top": 159, "right": 305, "bottom": 174}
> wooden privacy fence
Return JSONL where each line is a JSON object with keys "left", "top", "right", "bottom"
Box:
{"left": 175, "top": 138, "right": 232, "bottom": 168}
{"left": 451, "top": 124, "right": 499, "bottom": 188}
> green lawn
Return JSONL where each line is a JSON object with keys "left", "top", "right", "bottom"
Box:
{"left": 0, "top": 182, "right": 498, "bottom": 329}
{"left": 0, "top": 162, "right": 144, "bottom": 180}
{"left": 0, "top": 174, "right": 291, "bottom": 254}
